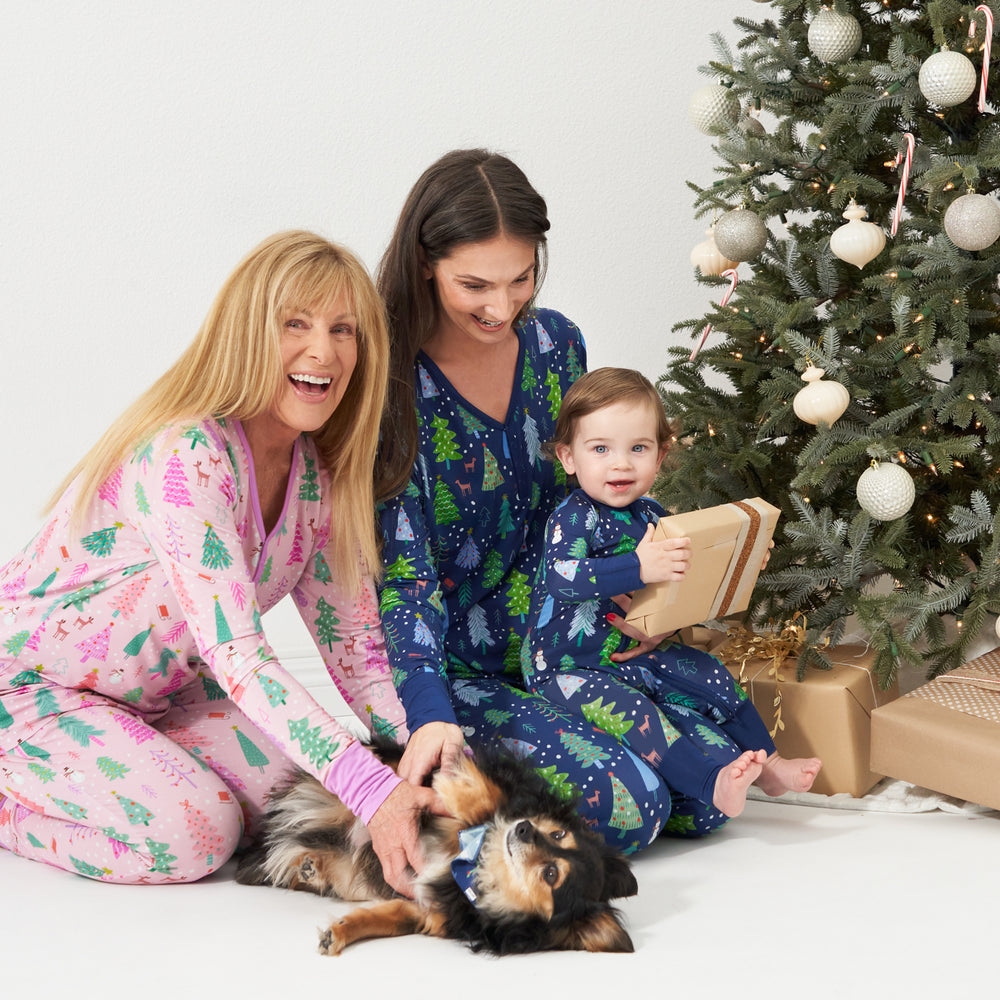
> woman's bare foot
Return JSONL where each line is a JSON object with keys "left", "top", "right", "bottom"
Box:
{"left": 712, "top": 749, "right": 767, "bottom": 817}
{"left": 754, "top": 753, "right": 822, "bottom": 796}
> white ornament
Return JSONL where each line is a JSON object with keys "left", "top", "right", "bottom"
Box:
{"left": 690, "top": 226, "right": 738, "bottom": 276}
{"left": 714, "top": 208, "right": 769, "bottom": 262}
{"left": 808, "top": 8, "right": 863, "bottom": 64}
{"left": 918, "top": 48, "right": 977, "bottom": 107}
{"left": 943, "top": 193, "right": 1000, "bottom": 251}
{"left": 792, "top": 366, "right": 850, "bottom": 426}
{"left": 830, "top": 200, "right": 886, "bottom": 269}
{"left": 687, "top": 84, "right": 740, "bottom": 135}
{"left": 856, "top": 462, "right": 915, "bottom": 521}
{"left": 995, "top": 615, "right": 1000, "bottom": 641}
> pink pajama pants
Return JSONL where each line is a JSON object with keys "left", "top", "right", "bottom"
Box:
{"left": 0, "top": 684, "right": 291, "bottom": 884}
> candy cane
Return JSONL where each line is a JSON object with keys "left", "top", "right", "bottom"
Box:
{"left": 690, "top": 269, "right": 739, "bottom": 361}
{"left": 970, "top": 4, "right": 993, "bottom": 113}
{"left": 890, "top": 132, "right": 914, "bottom": 237}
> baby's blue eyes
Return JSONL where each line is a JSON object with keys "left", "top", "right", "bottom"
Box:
{"left": 591, "top": 444, "right": 648, "bottom": 454}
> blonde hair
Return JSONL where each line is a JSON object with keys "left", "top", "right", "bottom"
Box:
{"left": 51, "top": 230, "right": 389, "bottom": 592}
{"left": 545, "top": 367, "right": 673, "bottom": 458}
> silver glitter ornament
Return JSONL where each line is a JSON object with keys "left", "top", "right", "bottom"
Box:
{"left": 808, "top": 8, "right": 863, "bottom": 64}
{"left": 713, "top": 208, "right": 768, "bottom": 262}
{"left": 943, "top": 193, "right": 1000, "bottom": 252}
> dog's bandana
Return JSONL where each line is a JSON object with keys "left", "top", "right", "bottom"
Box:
{"left": 450, "top": 824, "right": 487, "bottom": 906}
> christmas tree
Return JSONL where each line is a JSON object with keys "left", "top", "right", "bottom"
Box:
{"left": 658, "top": 0, "right": 1000, "bottom": 683}
{"left": 558, "top": 729, "right": 611, "bottom": 769}
{"left": 233, "top": 725, "right": 271, "bottom": 771}
{"left": 431, "top": 414, "right": 462, "bottom": 467}
{"left": 181, "top": 799, "right": 226, "bottom": 866}
{"left": 201, "top": 522, "right": 233, "bottom": 571}
{"left": 606, "top": 772, "right": 643, "bottom": 840}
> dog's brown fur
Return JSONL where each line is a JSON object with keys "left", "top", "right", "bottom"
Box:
{"left": 236, "top": 744, "right": 637, "bottom": 955}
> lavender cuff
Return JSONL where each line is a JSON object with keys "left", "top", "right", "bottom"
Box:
{"left": 321, "top": 740, "right": 402, "bottom": 826}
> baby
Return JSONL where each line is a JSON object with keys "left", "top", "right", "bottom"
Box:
{"left": 523, "top": 367, "right": 820, "bottom": 825}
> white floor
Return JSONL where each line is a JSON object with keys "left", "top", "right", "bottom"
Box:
{"left": 4, "top": 752, "right": 999, "bottom": 998}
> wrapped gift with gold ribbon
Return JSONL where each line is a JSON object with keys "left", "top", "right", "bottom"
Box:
{"left": 871, "top": 648, "right": 1000, "bottom": 810}
{"left": 712, "top": 623, "right": 898, "bottom": 797}
{"left": 626, "top": 498, "right": 781, "bottom": 637}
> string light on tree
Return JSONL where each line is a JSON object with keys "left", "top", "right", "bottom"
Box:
{"left": 807, "top": 7, "right": 863, "bottom": 63}
{"left": 943, "top": 191, "right": 1000, "bottom": 251}
{"left": 856, "top": 460, "right": 915, "bottom": 521}
{"left": 830, "top": 199, "right": 886, "bottom": 269}
{"left": 792, "top": 366, "right": 850, "bottom": 426}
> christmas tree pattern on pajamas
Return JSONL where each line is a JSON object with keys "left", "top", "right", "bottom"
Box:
{"left": 0, "top": 416, "right": 406, "bottom": 864}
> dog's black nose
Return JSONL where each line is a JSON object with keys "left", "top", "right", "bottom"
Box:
{"left": 514, "top": 819, "right": 535, "bottom": 843}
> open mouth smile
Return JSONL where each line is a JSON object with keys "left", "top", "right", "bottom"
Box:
{"left": 473, "top": 315, "right": 505, "bottom": 330}
{"left": 289, "top": 373, "right": 333, "bottom": 398}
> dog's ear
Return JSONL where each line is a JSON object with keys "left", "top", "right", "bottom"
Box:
{"left": 553, "top": 907, "right": 634, "bottom": 953}
{"left": 600, "top": 849, "right": 638, "bottom": 900}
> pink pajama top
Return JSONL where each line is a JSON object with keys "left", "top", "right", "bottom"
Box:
{"left": 0, "top": 417, "right": 406, "bottom": 824}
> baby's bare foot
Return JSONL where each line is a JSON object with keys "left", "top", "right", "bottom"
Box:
{"left": 754, "top": 754, "right": 822, "bottom": 796}
{"left": 712, "top": 749, "right": 766, "bottom": 817}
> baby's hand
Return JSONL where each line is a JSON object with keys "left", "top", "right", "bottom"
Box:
{"left": 761, "top": 539, "right": 775, "bottom": 572}
{"left": 636, "top": 523, "right": 691, "bottom": 584}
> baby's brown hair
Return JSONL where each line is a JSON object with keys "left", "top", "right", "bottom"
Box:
{"left": 545, "top": 367, "right": 673, "bottom": 459}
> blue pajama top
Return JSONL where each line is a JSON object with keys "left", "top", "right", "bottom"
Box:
{"left": 524, "top": 490, "right": 663, "bottom": 684}
{"left": 378, "top": 309, "right": 586, "bottom": 732}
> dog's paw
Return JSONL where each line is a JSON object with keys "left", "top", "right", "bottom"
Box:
{"left": 317, "top": 922, "right": 346, "bottom": 957}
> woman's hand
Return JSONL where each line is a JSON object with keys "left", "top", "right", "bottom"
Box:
{"left": 367, "top": 781, "right": 449, "bottom": 898}
{"left": 397, "top": 721, "right": 466, "bottom": 786}
{"left": 606, "top": 592, "right": 675, "bottom": 663}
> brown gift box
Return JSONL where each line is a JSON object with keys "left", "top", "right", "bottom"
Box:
{"left": 721, "top": 644, "right": 899, "bottom": 797}
{"left": 871, "top": 648, "right": 1000, "bottom": 811}
{"left": 626, "top": 498, "right": 781, "bottom": 637}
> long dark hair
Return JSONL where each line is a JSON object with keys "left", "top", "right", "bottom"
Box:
{"left": 374, "top": 149, "right": 550, "bottom": 504}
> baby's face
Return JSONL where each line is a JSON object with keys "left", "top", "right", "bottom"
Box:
{"left": 556, "top": 400, "right": 666, "bottom": 508}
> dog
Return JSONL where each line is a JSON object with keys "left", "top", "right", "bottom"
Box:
{"left": 235, "top": 742, "right": 638, "bottom": 955}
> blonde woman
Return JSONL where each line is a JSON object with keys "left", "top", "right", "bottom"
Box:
{"left": 0, "top": 231, "right": 438, "bottom": 893}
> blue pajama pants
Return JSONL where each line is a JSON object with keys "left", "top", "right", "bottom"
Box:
{"left": 447, "top": 643, "right": 771, "bottom": 852}
{"left": 533, "top": 645, "right": 776, "bottom": 809}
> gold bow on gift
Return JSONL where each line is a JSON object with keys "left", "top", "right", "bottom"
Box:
{"left": 719, "top": 615, "right": 812, "bottom": 739}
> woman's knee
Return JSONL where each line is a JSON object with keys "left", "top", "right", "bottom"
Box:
{"left": 125, "top": 783, "right": 245, "bottom": 883}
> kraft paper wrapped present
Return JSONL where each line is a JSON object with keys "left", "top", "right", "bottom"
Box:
{"left": 871, "top": 648, "right": 1000, "bottom": 811}
{"left": 721, "top": 643, "right": 898, "bottom": 797}
{"left": 626, "top": 498, "right": 781, "bottom": 637}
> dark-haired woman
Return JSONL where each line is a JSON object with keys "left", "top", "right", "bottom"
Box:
{"left": 371, "top": 150, "right": 733, "bottom": 851}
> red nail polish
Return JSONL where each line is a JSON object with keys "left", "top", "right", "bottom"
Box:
{"left": 606, "top": 614, "right": 616, "bottom": 623}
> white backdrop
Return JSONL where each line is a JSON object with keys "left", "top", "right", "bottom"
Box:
{"left": 1, "top": 0, "right": 754, "bottom": 658}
